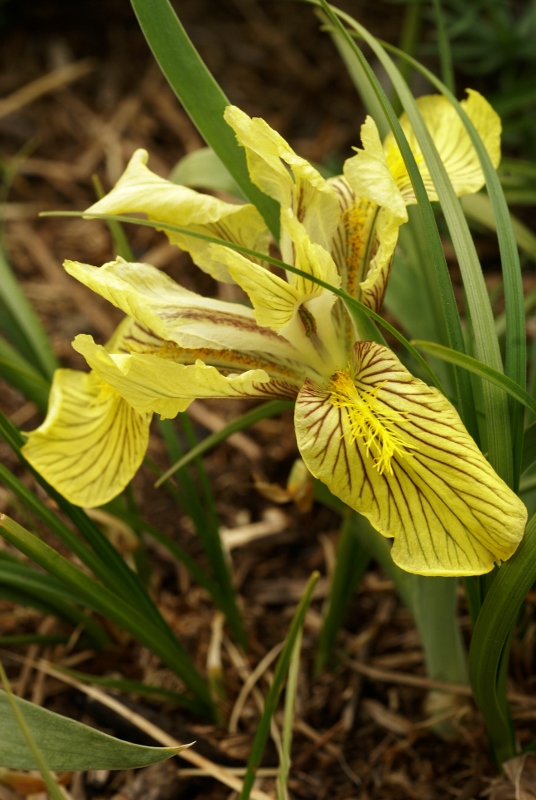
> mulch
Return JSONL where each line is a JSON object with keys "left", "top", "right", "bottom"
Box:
{"left": 1, "top": 1, "right": 535, "bottom": 797}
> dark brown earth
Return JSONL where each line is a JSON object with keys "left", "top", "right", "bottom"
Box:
{"left": 1, "top": 1, "right": 535, "bottom": 798}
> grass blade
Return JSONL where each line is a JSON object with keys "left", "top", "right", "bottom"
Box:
{"left": 412, "top": 340, "right": 536, "bottom": 416}
{"left": 0, "top": 514, "right": 213, "bottom": 716}
{"left": 468, "top": 513, "right": 536, "bottom": 764}
{"left": 315, "top": 1, "right": 478, "bottom": 440}
{"left": 0, "top": 410, "right": 180, "bottom": 639}
{"left": 326, "top": 4, "right": 512, "bottom": 484}
{"left": 0, "top": 249, "right": 57, "bottom": 380}
{"left": 129, "top": 0, "right": 279, "bottom": 237}
{"left": 0, "top": 336, "right": 50, "bottom": 412}
{"left": 238, "top": 572, "right": 319, "bottom": 800}
{"left": 156, "top": 400, "right": 293, "bottom": 486}
{"left": 431, "top": 0, "right": 454, "bottom": 93}
{"left": 365, "top": 34, "right": 527, "bottom": 489}
{"left": 277, "top": 629, "right": 302, "bottom": 800}
{"left": 314, "top": 514, "right": 369, "bottom": 676}
{"left": 159, "top": 417, "right": 246, "bottom": 646}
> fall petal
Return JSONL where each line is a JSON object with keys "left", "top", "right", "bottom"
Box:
{"left": 295, "top": 341, "right": 526, "bottom": 576}
{"left": 64, "top": 257, "right": 303, "bottom": 364}
{"left": 22, "top": 369, "right": 151, "bottom": 508}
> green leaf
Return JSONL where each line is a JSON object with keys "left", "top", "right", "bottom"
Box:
{"left": 129, "top": 0, "right": 279, "bottom": 237}
{"left": 431, "top": 0, "right": 454, "bottom": 93}
{"left": 239, "top": 572, "right": 319, "bottom": 800}
{"left": 159, "top": 416, "right": 246, "bottom": 648}
{"left": 156, "top": 400, "right": 293, "bottom": 486}
{"left": 461, "top": 193, "right": 536, "bottom": 264}
{"left": 522, "top": 421, "right": 536, "bottom": 475}
{"left": 335, "top": 7, "right": 513, "bottom": 485}
{"left": 170, "top": 148, "right": 244, "bottom": 198}
{"left": 51, "top": 665, "right": 198, "bottom": 710}
{"left": 469, "top": 513, "right": 536, "bottom": 765}
{"left": 0, "top": 561, "right": 110, "bottom": 648}
{"left": 314, "top": 513, "right": 369, "bottom": 676}
{"left": 0, "top": 689, "right": 190, "bottom": 770}
{"left": 412, "top": 340, "right": 536, "bottom": 417}
{"left": 0, "top": 514, "right": 213, "bottom": 716}
{"left": 0, "top": 249, "right": 57, "bottom": 380}
{"left": 0, "top": 410, "right": 182, "bottom": 645}
{"left": 363, "top": 32, "right": 526, "bottom": 489}
{"left": 0, "top": 336, "right": 50, "bottom": 412}
{"left": 317, "top": 0, "right": 478, "bottom": 442}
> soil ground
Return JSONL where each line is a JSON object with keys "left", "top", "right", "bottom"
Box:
{"left": 1, "top": 1, "right": 535, "bottom": 798}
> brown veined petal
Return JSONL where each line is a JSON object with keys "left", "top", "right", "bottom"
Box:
{"left": 328, "top": 177, "right": 401, "bottom": 313}
{"left": 113, "top": 316, "right": 308, "bottom": 390}
{"left": 63, "top": 257, "right": 307, "bottom": 368}
{"left": 22, "top": 369, "right": 151, "bottom": 508}
{"left": 73, "top": 334, "right": 298, "bottom": 417}
{"left": 295, "top": 341, "right": 526, "bottom": 576}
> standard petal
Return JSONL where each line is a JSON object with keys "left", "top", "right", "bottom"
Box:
{"left": 343, "top": 118, "right": 408, "bottom": 222}
{"left": 22, "top": 369, "right": 151, "bottom": 508}
{"left": 383, "top": 90, "right": 501, "bottom": 203}
{"left": 74, "top": 334, "right": 297, "bottom": 415}
{"left": 295, "top": 341, "right": 526, "bottom": 577}
{"left": 85, "top": 149, "right": 270, "bottom": 282}
{"left": 213, "top": 210, "right": 340, "bottom": 330}
{"left": 224, "top": 106, "right": 341, "bottom": 254}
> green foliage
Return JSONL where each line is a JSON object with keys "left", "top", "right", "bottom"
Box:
{"left": 0, "top": 685, "right": 188, "bottom": 770}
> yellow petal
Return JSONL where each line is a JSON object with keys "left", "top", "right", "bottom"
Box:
{"left": 22, "top": 369, "right": 151, "bottom": 508}
{"left": 295, "top": 341, "right": 526, "bottom": 576}
{"left": 224, "top": 106, "right": 341, "bottom": 254}
{"left": 213, "top": 210, "right": 340, "bottom": 330}
{"left": 73, "top": 334, "right": 293, "bottom": 415}
{"left": 358, "top": 207, "right": 401, "bottom": 313}
{"left": 64, "top": 257, "right": 302, "bottom": 364}
{"left": 329, "top": 177, "right": 401, "bottom": 313}
{"left": 114, "top": 315, "right": 307, "bottom": 390}
{"left": 212, "top": 244, "right": 301, "bottom": 330}
{"left": 384, "top": 90, "right": 501, "bottom": 203}
{"left": 344, "top": 118, "right": 408, "bottom": 222}
{"left": 280, "top": 209, "right": 340, "bottom": 297}
{"left": 86, "top": 149, "right": 270, "bottom": 282}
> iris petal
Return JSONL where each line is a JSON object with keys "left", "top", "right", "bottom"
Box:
{"left": 64, "top": 258, "right": 304, "bottom": 364}
{"left": 22, "top": 369, "right": 151, "bottom": 508}
{"left": 295, "top": 341, "right": 526, "bottom": 576}
{"left": 85, "top": 149, "right": 270, "bottom": 282}
{"left": 224, "top": 105, "right": 340, "bottom": 257}
{"left": 74, "top": 335, "right": 296, "bottom": 414}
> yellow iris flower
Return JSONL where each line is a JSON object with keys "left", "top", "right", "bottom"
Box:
{"left": 22, "top": 91, "right": 527, "bottom": 576}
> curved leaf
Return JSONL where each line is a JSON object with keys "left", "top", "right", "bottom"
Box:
{"left": 0, "top": 690, "right": 190, "bottom": 770}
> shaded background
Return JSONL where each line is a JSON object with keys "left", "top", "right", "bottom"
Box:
{"left": 1, "top": 1, "right": 536, "bottom": 799}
